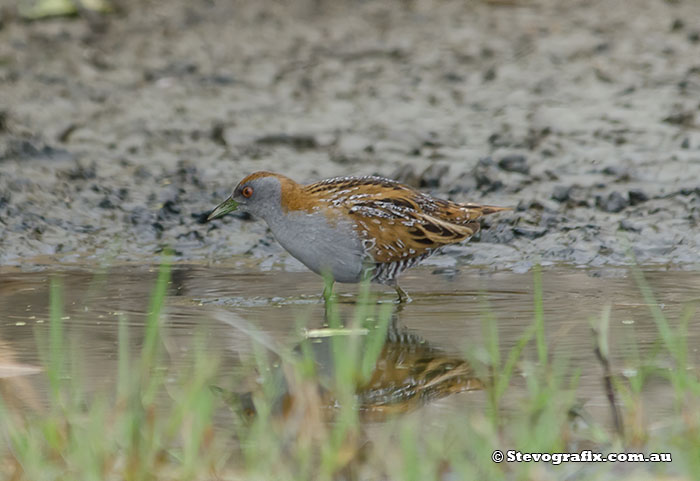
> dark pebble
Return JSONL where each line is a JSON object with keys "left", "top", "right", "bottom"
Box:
{"left": 66, "top": 162, "right": 96, "bottom": 181}
{"left": 160, "top": 199, "right": 181, "bottom": 217}
{"left": 478, "top": 156, "right": 495, "bottom": 166}
{"left": 444, "top": 72, "right": 464, "bottom": 83}
{"left": 210, "top": 122, "right": 227, "bottom": 146}
{"left": 177, "top": 230, "right": 204, "bottom": 242}
{"left": 671, "top": 19, "right": 684, "bottom": 31}
{"left": 57, "top": 123, "right": 79, "bottom": 143}
{"left": 516, "top": 199, "right": 545, "bottom": 211}
{"left": 98, "top": 197, "right": 115, "bottom": 209}
{"left": 391, "top": 164, "right": 420, "bottom": 188}
{"left": 129, "top": 207, "right": 152, "bottom": 226}
{"left": 678, "top": 187, "right": 698, "bottom": 196}
{"left": 255, "top": 133, "right": 317, "bottom": 150}
{"left": 602, "top": 165, "right": 626, "bottom": 176}
{"left": 192, "top": 211, "right": 211, "bottom": 224}
{"left": 594, "top": 42, "right": 610, "bottom": 53}
{"left": 541, "top": 212, "right": 562, "bottom": 229}
{"left": 663, "top": 111, "right": 695, "bottom": 126}
{"left": 628, "top": 189, "right": 649, "bottom": 205}
{"left": 598, "top": 191, "right": 629, "bottom": 213}
{"left": 488, "top": 133, "right": 509, "bottom": 148}
{"left": 448, "top": 172, "right": 478, "bottom": 194}
{"left": 544, "top": 170, "right": 559, "bottom": 181}
{"left": 524, "top": 127, "right": 551, "bottom": 151}
{"left": 144, "top": 62, "right": 198, "bottom": 82}
{"left": 422, "top": 134, "right": 442, "bottom": 148}
{"left": 473, "top": 165, "right": 503, "bottom": 193}
{"left": 619, "top": 219, "right": 641, "bottom": 233}
{"left": 513, "top": 226, "right": 547, "bottom": 239}
{"left": 176, "top": 163, "right": 203, "bottom": 187}
{"left": 134, "top": 166, "right": 151, "bottom": 179}
{"left": 29, "top": 226, "right": 44, "bottom": 241}
{"left": 419, "top": 163, "right": 449, "bottom": 188}
{"left": 477, "top": 223, "right": 515, "bottom": 243}
{"left": 497, "top": 154, "right": 529, "bottom": 175}
{"left": 551, "top": 185, "right": 571, "bottom": 202}
{"left": 2, "top": 139, "right": 73, "bottom": 162}
{"left": 200, "top": 74, "right": 236, "bottom": 86}
{"left": 598, "top": 245, "right": 613, "bottom": 256}
{"left": 75, "top": 224, "right": 97, "bottom": 234}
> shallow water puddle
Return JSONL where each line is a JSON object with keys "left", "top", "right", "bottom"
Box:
{"left": 0, "top": 264, "right": 698, "bottom": 425}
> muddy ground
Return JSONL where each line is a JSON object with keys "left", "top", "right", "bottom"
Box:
{"left": 0, "top": 0, "right": 699, "bottom": 271}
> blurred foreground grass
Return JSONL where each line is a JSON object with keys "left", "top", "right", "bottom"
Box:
{"left": 18, "top": 0, "right": 112, "bottom": 20}
{"left": 0, "top": 262, "right": 698, "bottom": 480}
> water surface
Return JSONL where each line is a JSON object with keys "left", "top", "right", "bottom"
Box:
{"left": 0, "top": 264, "right": 698, "bottom": 425}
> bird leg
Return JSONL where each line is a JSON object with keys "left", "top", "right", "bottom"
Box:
{"left": 321, "top": 280, "right": 335, "bottom": 305}
{"left": 321, "top": 280, "right": 339, "bottom": 326}
{"left": 394, "top": 283, "right": 412, "bottom": 303}
{"left": 388, "top": 300, "right": 407, "bottom": 332}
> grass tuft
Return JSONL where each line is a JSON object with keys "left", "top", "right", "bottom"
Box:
{"left": 0, "top": 262, "right": 697, "bottom": 480}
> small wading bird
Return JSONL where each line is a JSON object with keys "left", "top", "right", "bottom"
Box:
{"left": 207, "top": 172, "right": 508, "bottom": 302}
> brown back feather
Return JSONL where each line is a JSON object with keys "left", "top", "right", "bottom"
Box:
{"left": 302, "top": 176, "right": 509, "bottom": 264}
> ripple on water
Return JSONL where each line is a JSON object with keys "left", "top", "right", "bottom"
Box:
{"left": 0, "top": 264, "right": 698, "bottom": 426}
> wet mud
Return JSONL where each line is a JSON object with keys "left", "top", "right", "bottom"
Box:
{"left": 1, "top": 0, "right": 699, "bottom": 271}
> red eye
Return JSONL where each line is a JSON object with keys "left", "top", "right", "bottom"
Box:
{"left": 242, "top": 186, "right": 253, "bottom": 198}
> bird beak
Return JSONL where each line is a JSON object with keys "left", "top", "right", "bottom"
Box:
{"left": 207, "top": 196, "right": 239, "bottom": 221}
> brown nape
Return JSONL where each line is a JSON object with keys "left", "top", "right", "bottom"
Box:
{"left": 276, "top": 175, "right": 312, "bottom": 213}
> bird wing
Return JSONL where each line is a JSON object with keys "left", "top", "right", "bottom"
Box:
{"left": 304, "top": 176, "right": 507, "bottom": 264}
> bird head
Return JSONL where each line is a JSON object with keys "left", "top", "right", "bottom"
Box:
{"left": 207, "top": 171, "right": 292, "bottom": 222}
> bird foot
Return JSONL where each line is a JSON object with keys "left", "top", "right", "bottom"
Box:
{"left": 395, "top": 285, "right": 412, "bottom": 304}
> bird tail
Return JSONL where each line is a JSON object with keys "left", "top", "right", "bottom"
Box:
{"left": 460, "top": 204, "right": 512, "bottom": 216}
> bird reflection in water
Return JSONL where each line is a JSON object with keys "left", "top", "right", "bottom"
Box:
{"left": 216, "top": 307, "right": 483, "bottom": 422}
{"left": 356, "top": 328, "right": 483, "bottom": 420}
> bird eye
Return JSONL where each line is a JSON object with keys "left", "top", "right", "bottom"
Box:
{"left": 242, "top": 186, "right": 253, "bottom": 198}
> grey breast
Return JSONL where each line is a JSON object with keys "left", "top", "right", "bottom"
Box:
{"left": 266, "top": 210, "right": 367, "bottom": 283}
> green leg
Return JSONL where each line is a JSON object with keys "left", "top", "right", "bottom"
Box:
{"left": 322, "top": 280, "right": 335, "bottom": 304}
{"left": 321, "top": 280, "right": 336, "bottom": 326}
{"left": 388, "top": 300, "right": 407, "bottom": 333}
{"left": 395, "top": 284, "right": 411, "bottom": 304}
